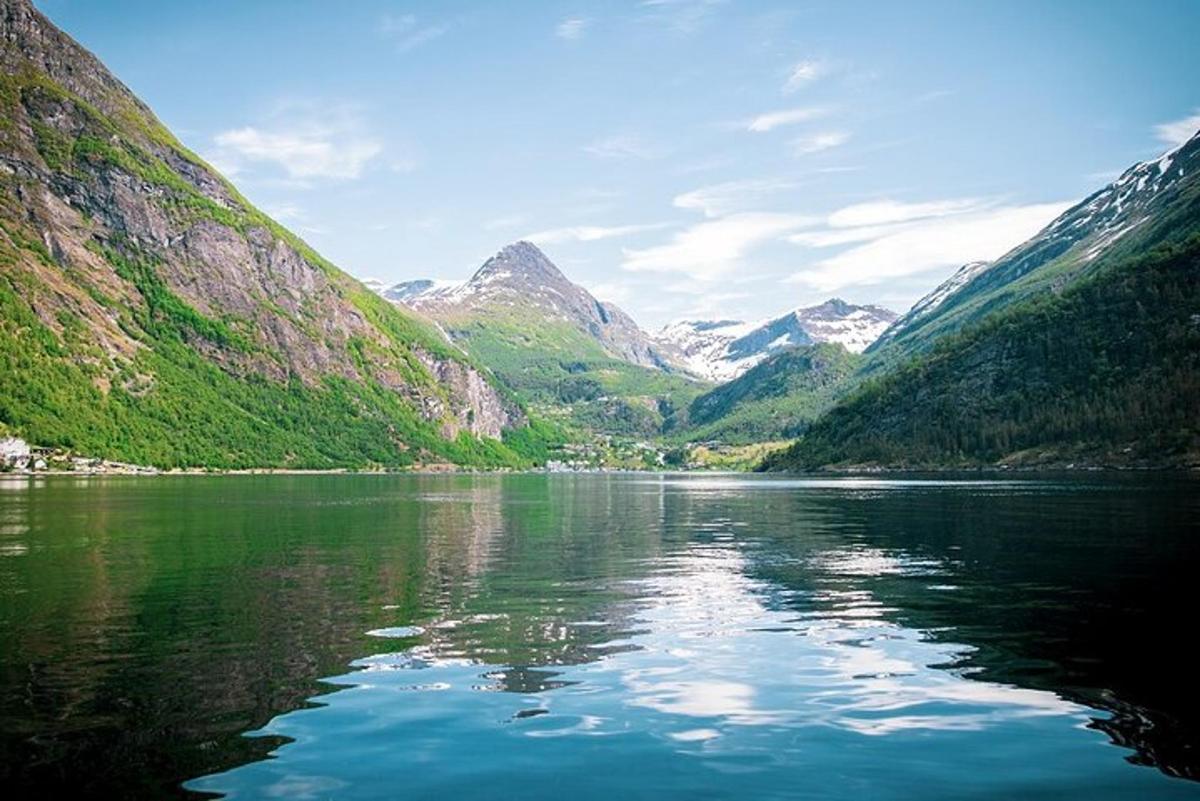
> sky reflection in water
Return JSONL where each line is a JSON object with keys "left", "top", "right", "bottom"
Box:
{"left": 178, "top": 475, "right": 1199, "bottom": 801}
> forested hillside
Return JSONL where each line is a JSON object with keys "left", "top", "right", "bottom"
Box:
{"left": 763, "top": 234, "right": 1200, "bottom": 470}
{"left": 670, "top": 343, "right": 860, "bottom": 445}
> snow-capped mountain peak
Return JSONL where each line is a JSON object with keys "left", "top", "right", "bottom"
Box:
{"left": 656, "top": 299, "right": 897, "bottom": 382}
{"left": 373, "top": 241, "right": 678, "bottom": 371}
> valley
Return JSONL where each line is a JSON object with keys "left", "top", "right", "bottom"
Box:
{"left": 0, "top": 0, "right": 1196, "bottom": 474}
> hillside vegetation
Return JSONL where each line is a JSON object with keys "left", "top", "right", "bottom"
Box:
{"left": 764, "top": 234, "right": 1200, "bottom": 470}
{"left": 670, "top": 343, "right": 861, "bottom": 445}
{"left": 0, "top": 1, "right": 549, "bottom": 469}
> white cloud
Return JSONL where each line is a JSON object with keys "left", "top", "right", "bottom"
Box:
{"left": 673, "top": 178, "right": 798, "bottom": 218}
{"left": 791, "top": 131, "right": 849, "bottom": 155}
{"left": 786, "top": 201, "right": 1072, "bottom": 292}
{"left": 556, "top": 17, "right": 589, "bottom": 39}
{"left": 639, "top": 0, "right": 726, "bottom": 35}
{"left": 213, "top": 123, "right": 382, "bottom": 180}
{"left": 783, "top": 59, "right": 826, "bottom": 93}
{"left": 379, "top": 13, "right": 450, "bottom": 52}
{"left": 621, "top": 212, "right": 816, "bottom": 280}
{"left": 1154, "top": 110, "right": 1200, "bottom": 148}
{"left": 827, "top": 197, "right": 984, "bottom": 228}
{"left": 583, "top": 134, "right": 661, "bottom": 160}
{"left": 525, "top": 223, "right": 672, "bottom": 245}
{"left": 746, "top": 106, "right": 827, "bottom": 133}
{"left": 379, "top": 14, "right": 416, "bottom": 34}
{"left": 788, "top": 223, "right": 905, "bottom": 248}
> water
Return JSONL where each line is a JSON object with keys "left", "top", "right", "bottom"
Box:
{"left": 1, "top": 473, "right": 1197, "bottom": 799}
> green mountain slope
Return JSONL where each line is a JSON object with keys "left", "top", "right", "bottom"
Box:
{"left": 390, "top": 242, "right": 709, "bottom": 438}
{"left": 763, "top": 130, "right": 1200, "bottom": 471}
{"left": 0, "top": 0, "right": 545, "bottom": 469}
{"left": 869, "top": 130, "right": 1200, "bottom": 367}
{"left": 670, "top": 343, "right": 861, "bottom": 445}
{"left": 763, "top": 232, "right": 1200, "bottom": 470}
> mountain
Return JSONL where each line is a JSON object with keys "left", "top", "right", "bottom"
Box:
{"left": 0, "top": 0, "right": 544, "bottom": 470}
{"left": 765, "top": 131, "right": 1200, "bottom": 470}
{"left": 381, "top": 242, "right": 705, "bottom": 436}
{"left": 870, "top": 131, "right": 1200, "bottom": 364}
{"left": 391, "top": 241, "right": 679, "bottom": 369}
{"left": 670, "top": 343, "right": 861, "bottom": 445}
{"left": 657, "top": 299, "right": 896, "bottom": 382}
{"left": 382, "top": 278, "right": 459, "bottom": 304}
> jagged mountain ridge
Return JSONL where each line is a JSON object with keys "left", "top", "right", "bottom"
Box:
{"left": 657, "top": 299, "right": 897, "bottom": 382}
{"left": 0, "top": 0, "right": 532, "bottom": 469}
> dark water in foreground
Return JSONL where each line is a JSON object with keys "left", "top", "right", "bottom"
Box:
{"left": 1, "top": 473, "right": 1198, "bottom": 799}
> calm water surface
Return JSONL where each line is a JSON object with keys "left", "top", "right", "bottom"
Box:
{"left": 1, "top": 473, "right": 1198, "bottom": 799}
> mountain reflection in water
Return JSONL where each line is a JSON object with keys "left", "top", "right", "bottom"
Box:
{"left": 0, "top": 473, "right": 1197, "bottom": 799}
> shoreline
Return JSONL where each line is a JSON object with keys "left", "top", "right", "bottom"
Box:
{"left": 2, "top": 463, "right": 1196, "bottom": 479}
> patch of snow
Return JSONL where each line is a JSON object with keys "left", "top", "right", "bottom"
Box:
{"left": 656, "top": 300, "right": 896, "bottom": 381}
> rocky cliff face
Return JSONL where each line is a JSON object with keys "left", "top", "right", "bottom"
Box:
{"left": 0, "top": 0, "right": 523, "bottom": 466}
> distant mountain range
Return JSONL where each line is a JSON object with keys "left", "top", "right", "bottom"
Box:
{"left": 655, "top": 299, "right": 896, "bottom": 382}
{"left": 371, "top": 243, "right": 903, "bottom": 440}
{"left": 3, "top": 0, "right": 1194, "bottom": 471}
{"left": 375, "top": 247, "right": 897, "bottom": 383}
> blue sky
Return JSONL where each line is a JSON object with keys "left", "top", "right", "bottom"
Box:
{"left": 37, "top": 0, "right": 1200, "bottom": 326}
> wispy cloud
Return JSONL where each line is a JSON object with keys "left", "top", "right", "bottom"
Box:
{"left": 555, "top": 17, "right": 590, "bottom": 40}
{"left": 745, "top": 106, "right": 827, "bottom": 133}
{"left": 783, "top": 59, "right": 826, "bottom": 93}
{"left": 639, "top": 0, "right": 726, "bottom": 35}
{"left": 213, "top": 111, "right": 383, "bottom": 181}
{"left": 788, "top": 197, "right": 988, "bottom": 248}
{"left": 379, "top": 13, "right": 450, "bottom": 53}
{"left": 827, "top": 198, "right": 984, "bottom": 228}
{"left": 622, "top": 212, "right": 816, "bottom": 280}
{"left": 525, "top": 223, "right": 672, "bottom": 245}
{"left": 786, "top": 200, "right": 1071, "bottom": 292}
{"left": 791, "top": 131, "right": 849, "bottom": 155}
{"left": 673, "top": 178, "right": 798, "bottom": 218}
{"left": 583, "top": 133, "right": 661, "bottom": 160}
{"left": 1154, "top": 110, "right": 1200, "bottom": 148}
